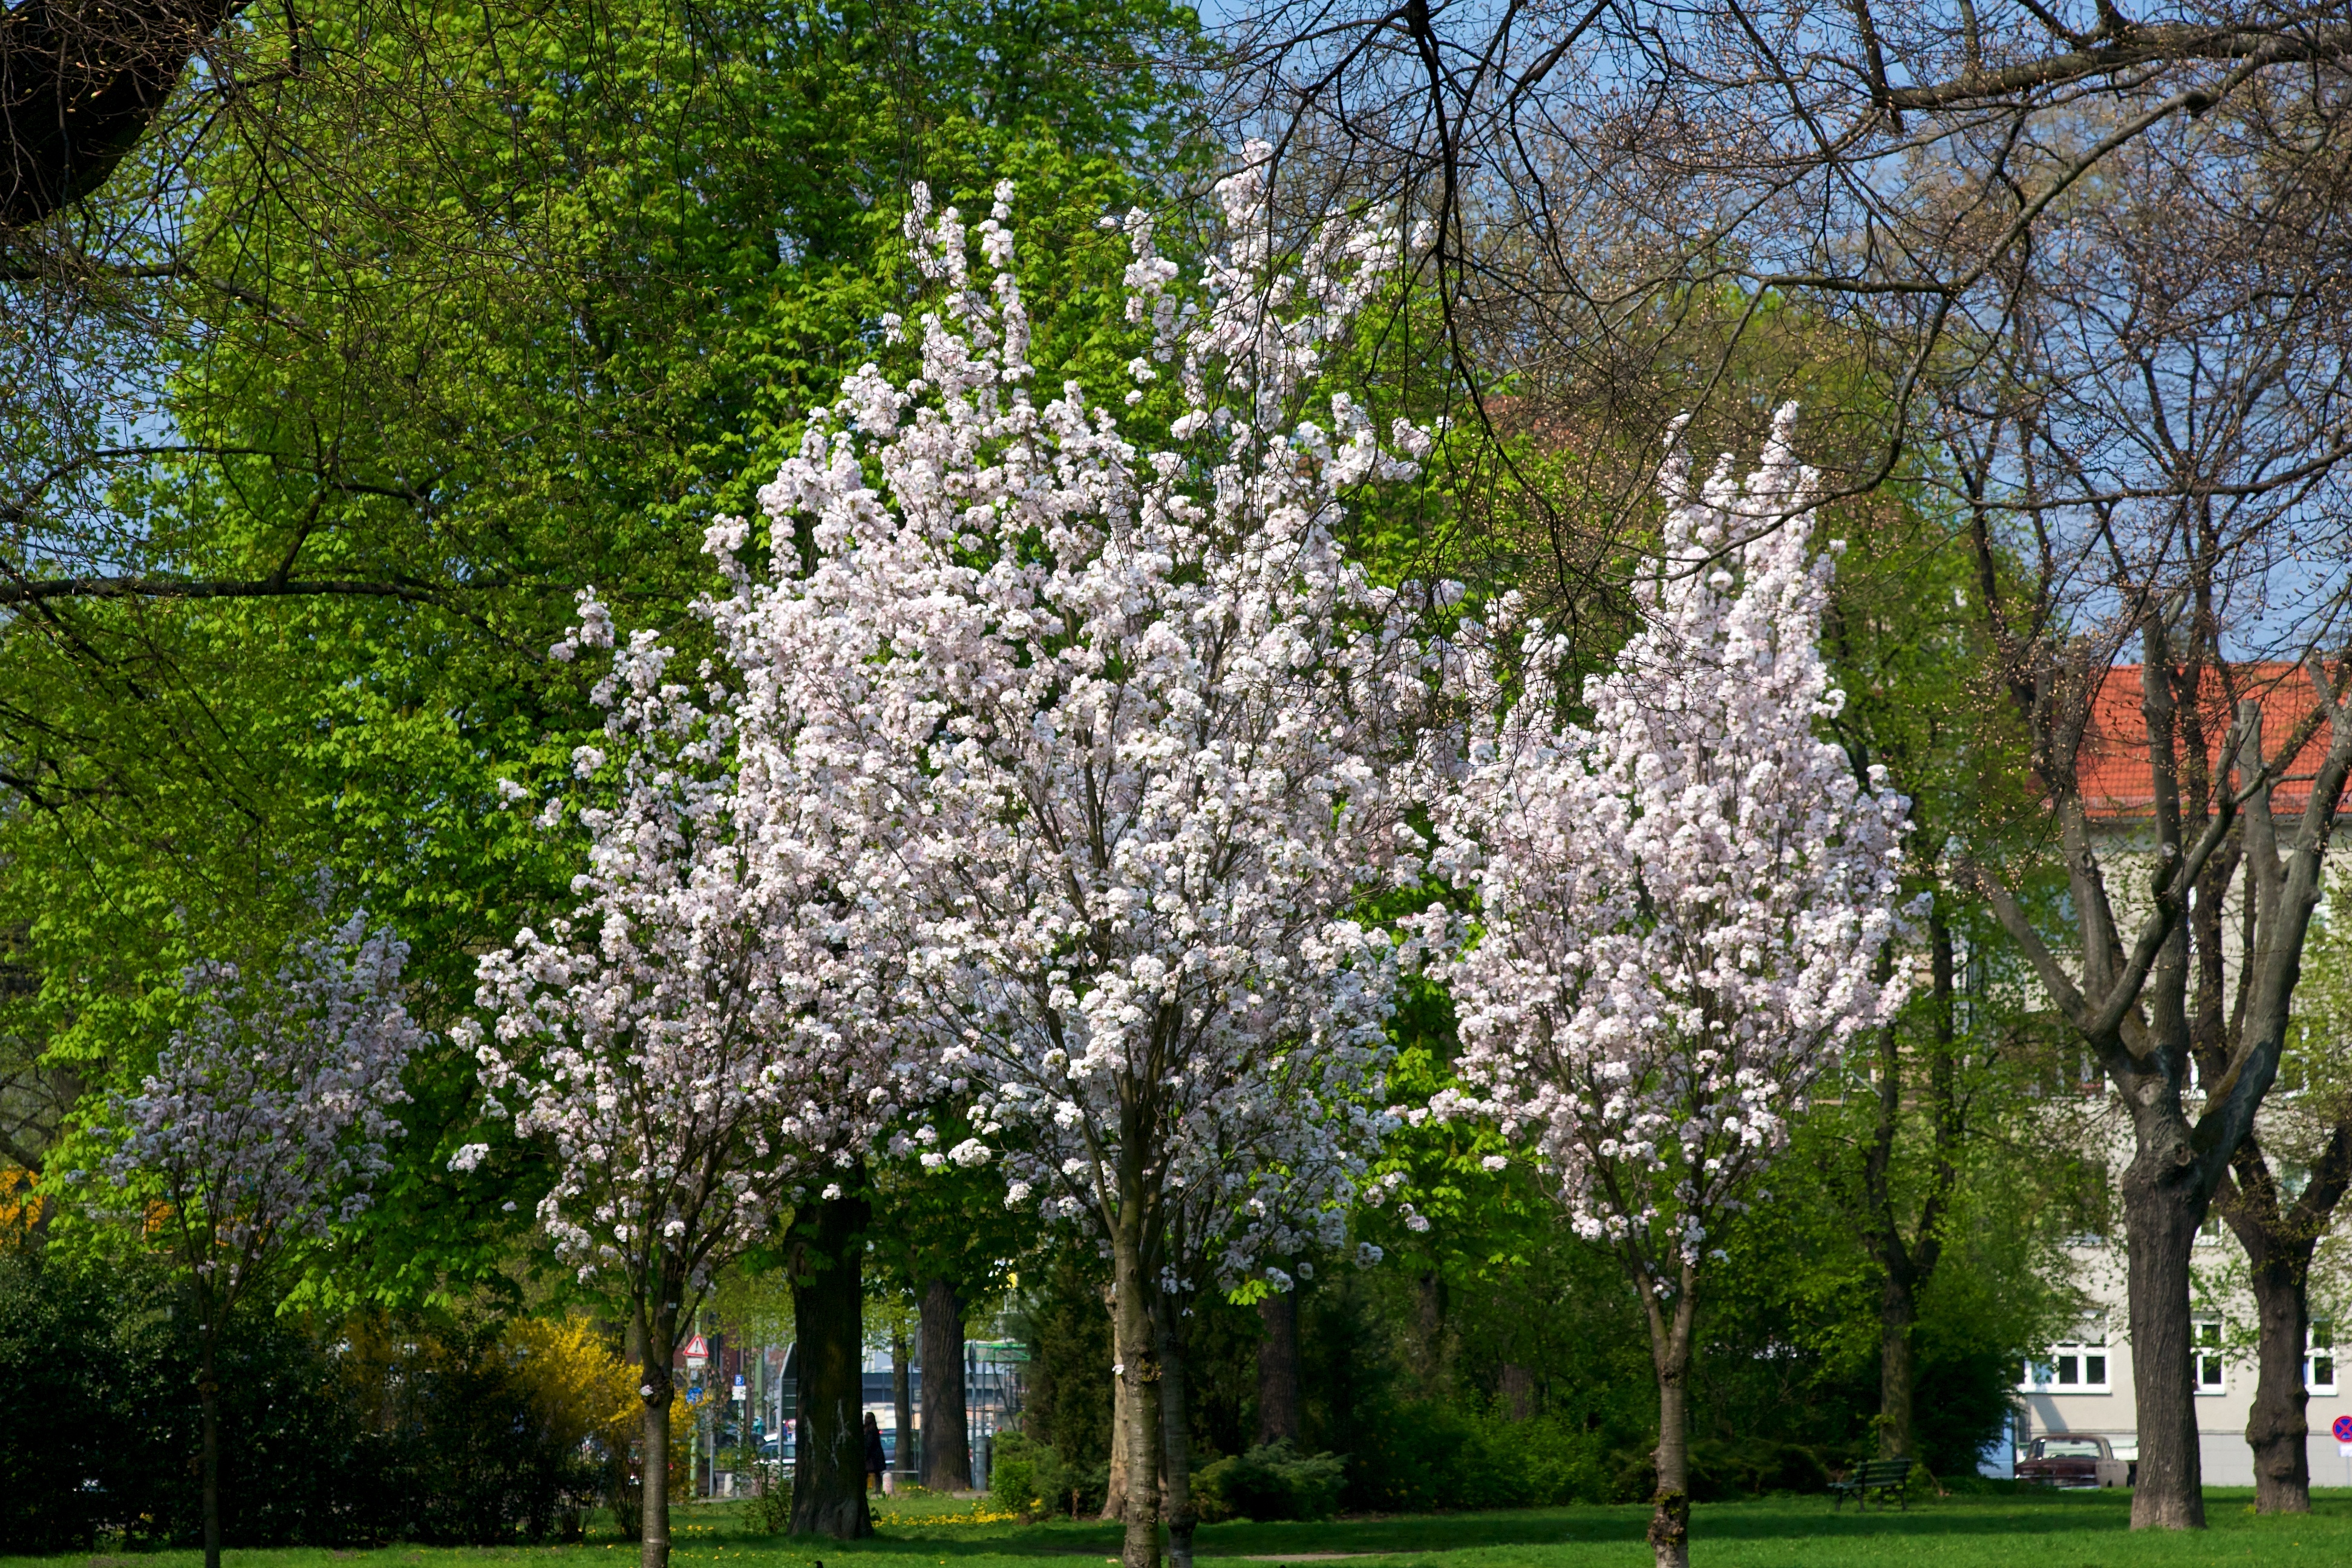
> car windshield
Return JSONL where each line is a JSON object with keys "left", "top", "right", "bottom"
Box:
{"left": 2039, "top": 1439, "right": 2103, "bottom": 1458}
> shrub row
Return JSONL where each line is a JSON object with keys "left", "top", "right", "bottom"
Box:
{"left": 0, "top": 1255, "right": 648, "bottom": 1553}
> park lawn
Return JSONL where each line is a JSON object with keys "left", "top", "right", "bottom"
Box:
{"left": 15, "top": 1491, "right": 2352, "bottom": 1568}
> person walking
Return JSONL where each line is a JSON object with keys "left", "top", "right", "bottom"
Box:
{"left": 864, "top": 1410, "right": 888, "bottom": 1495}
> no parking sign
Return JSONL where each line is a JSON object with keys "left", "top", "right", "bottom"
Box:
{"left": 2333, "top": 1413, "right": 2352, "bottom": 1457}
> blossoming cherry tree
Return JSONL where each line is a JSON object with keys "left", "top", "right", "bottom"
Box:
{"left": 717, "top": 157, "right": 1431, "bottom": 1568}
{"left": 102, "top": 914, "right": 424, "bottom": 1568}
{"left": 460, "top": 615, "right": 900, "bottom": 1562}
{"left": 1431, "top": 408, "right": 1912, "bottom": 1568}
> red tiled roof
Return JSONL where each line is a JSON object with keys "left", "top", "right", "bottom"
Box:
{"left": 2079, "top": 664, "right": 2349, "bottom": 821}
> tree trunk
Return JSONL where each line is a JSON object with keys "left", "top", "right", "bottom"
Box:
{"left": 1499, "top": 1363, "right": 1535, "bottom": 1422}
{"left": 1414, "top": 1270, "right": 1446, "bottom": 1396}
{"left": 1877, "top": 1272, "right": 1916, "bottom": 1459}
{"left": 2121, "top": 1124, "right": 2207, "bottom": 1530}
{"left": 920, "top": 1276, "right": 971, "bottom": 1491}
{"left": 1158, "top": 1307, "right": 1195, "bottom": 1568}
{"left": 892, "top": 1330, "right": 913, "bottom": 1483}
{"left": 2245, "top": 1236, "right": 2314, "bottom": 1512}
{"left": 790, "top": 1186, "right": 874, "bottom": 1539}
{"left": 1112, "top": 1209, "right": 1162, "bottom": 1568}
{"left": 640, "top": 1365, "right": 673, "bottom": 1568}
{"left": 1, "top": 0, "right": 247, "bottom": 228}
{"left": 1645, "top": 1283, "right": 1698, "bottom": 1568}
{"left": 1866, "top": 908, "right": 1956, "bottom": 1460}
{"left": 1256, "top": 1292, "right": 1301, "bottom": 1445}
{"left": 2216, "top": 1123, "right": 2352, "bottom": 1514}
{"left": 1100, "top": 1302, "right": 1129, "bottom": 1521}
{"left": 198, "top": 1318, "right": 221, "bottom": 1568}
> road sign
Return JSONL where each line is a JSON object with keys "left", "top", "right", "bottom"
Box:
{"left": 733, "top": 1373, "right": 747, "bottom": 1401}
{"left": 2333, "top": 1414, "right": 2352, "bottom": 1443}
{"left": 685, "top": 1334, "right": 709, "bottom": 1370}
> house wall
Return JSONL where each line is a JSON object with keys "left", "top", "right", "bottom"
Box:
{"left": 2017, "top": 1233, "right": 2352, "bottom": 1485}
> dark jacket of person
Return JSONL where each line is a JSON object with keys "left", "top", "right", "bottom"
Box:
{"left": 864, "top": 1411, "right": 887, "bottom": 1475}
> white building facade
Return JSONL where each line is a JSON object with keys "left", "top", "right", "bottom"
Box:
{"left": 2015, "top": 1229, "right": 2352, "bottom": 1486}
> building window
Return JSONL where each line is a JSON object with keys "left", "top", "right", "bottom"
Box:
{"left": 2194, "top": 1319, "right": 2226, "bottom": 1394}
{"left": 2310, "top": 1322, "right": 2336, "bottom": 1396}
{"left": 2020, "top": 1326, "right": 2112, "bottom": 1394}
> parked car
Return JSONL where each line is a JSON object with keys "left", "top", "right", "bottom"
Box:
{"left": 2017, "top": 1434, "right": 2131, "bottom": 1489}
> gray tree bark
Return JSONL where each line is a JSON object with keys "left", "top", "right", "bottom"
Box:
{"left": 1100, "top": 1299, "right": 1129, "bottom": 1521}
{"left": 920, "top": 1276, "right": 971, "bottom": 1491}
{"left": 1640, "top": 1266, "right": 1698, "bottom": 1568}
{"left": 2214, "top": 1125, "right": 2352, "bottom": 1512}
{"left": 635, "top": 1297, "right": 679, "bottom": 1568}
{"left": 1111, "top": 1201, "right": 1162, "bottom": 1568}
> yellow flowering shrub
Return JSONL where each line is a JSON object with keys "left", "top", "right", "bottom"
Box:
{"left": 506, "top": 1318, "right": 690, "bottom": 1537}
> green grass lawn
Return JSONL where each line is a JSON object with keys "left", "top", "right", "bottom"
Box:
{"left": 16, "top": 1490, "right": 2352, "bottom": 1568}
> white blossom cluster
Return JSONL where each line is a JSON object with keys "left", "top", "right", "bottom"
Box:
{"left": 454, "top": 148, "right": 1909, "bottom": 1328}
{"left": 459, "top": 613, "right": 901, "bottom": 1288}
{"left": 710, "top": 148, "right": 1435, "bottom": 1292}
{"left": 1429, "top": 406, "right": 1913, "bottom": 1283}
{"left": 105, "top": 913, "right": 424, "bottom": 1294}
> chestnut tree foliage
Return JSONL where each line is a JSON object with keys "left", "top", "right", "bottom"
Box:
{"left": 1431, "top": 410, "right": 1912, "bottom": 1568}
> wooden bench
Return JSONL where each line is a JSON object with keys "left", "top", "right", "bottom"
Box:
{"left": 1829, "top": 1458, "right": 1913, "bottom": 1512}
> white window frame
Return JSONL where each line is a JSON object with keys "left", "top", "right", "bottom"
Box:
{"left": 2019, "top": 1327, "right": 2113, "bottom": 1394}
{"left": 2194, "top": 1317, "right": 2227, "bottom": 1396}
{"left": 2308, "top": 1321, "right": 2336, "bottom": 1397}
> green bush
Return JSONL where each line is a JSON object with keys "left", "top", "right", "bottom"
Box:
{"left": 988, "top": 1431, "right": 1072, "bottom": 1519}
{"left": 1341, "top": 1400, "right": 1615, "bottom": 1512}
{"left": 0, "top": 1253, "right": 615, "bottom": 1551}
{"left": 1194, "top": 1440, "right": 1347, "bottom": 1522}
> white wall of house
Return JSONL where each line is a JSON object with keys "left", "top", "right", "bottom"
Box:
{"left": 2017, "top": 1232, "right": 2352, "bottom": 1486}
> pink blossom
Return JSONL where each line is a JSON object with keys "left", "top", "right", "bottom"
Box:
{"left": 103, "top": 913, "right": 423, "bottom": 1296}
{"left": 1432, "top": 406, "right": 1912, "bottom": 1283}
{"left": 716, "top": 159, "right": 1431, "bottom": 1292}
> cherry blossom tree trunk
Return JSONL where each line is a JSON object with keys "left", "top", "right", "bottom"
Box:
{"left": 791, "top": 1186, "right": 873, "bottom": 1538}
{"left": 1157, "top": 1307, "right": 1195, "bottom": 1568}
{"left": 1111, "top": 1207, "right": 1162, "bottom": 1568}
{"left": 639, "top": 1370, "right": 673, "bottom": 1568}
{"left": 1256, "top": 1293, "right": 1300, "bottom": 1444}
{"left": 198, "top": 1318, "right": 222, "bottom": 1568}
{"left": 1643, "top": 1275, "right": 1698, "bottom": 1568}
{"left": 919, "top": 1277, "right": 970, "bottom": 1491}
{"left": 637, "top": 1298, "right": 679, "bottom": 1568}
